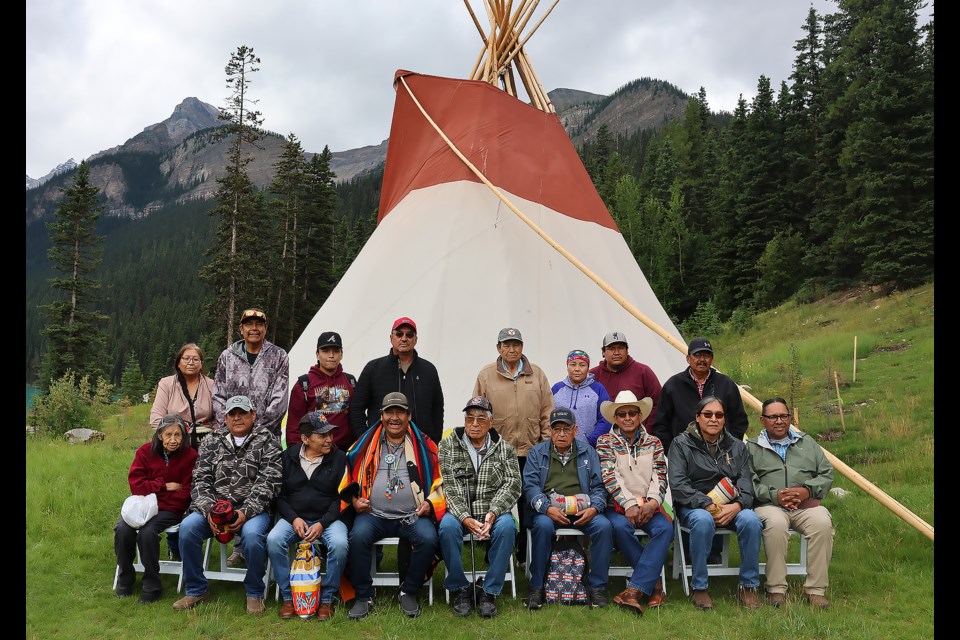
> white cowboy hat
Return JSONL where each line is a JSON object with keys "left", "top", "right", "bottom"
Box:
{"left": 600, "top": 390, "right": 654, "bottom": 424}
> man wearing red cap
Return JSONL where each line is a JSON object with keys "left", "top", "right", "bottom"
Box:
{"left": 349, "top": 317, "right": 445, "bottom": 443}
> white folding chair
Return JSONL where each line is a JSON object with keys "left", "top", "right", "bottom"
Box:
{"left": 608, "top": 528, "right": 668, "bottom": 596}
{"left": 112, "top": 524, "right": 184, "bottom": 593}
{"left": 371, "top": 537, "right": 434, "bottom": 605}
{"left": 444, "top": 533, "right": 517, "bottom": 601}
{"left": 525, "top": 527, "right": 587, "bottom": 579}
{"left": 202, "top": 539, "right": 273, "bottom": 596}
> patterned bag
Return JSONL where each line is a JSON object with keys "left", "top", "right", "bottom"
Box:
{"left": 544, "top": 537, "right": 589, "bottom": 605}
{"left": 290, "top": 541, "right": 322, "bottom": 618}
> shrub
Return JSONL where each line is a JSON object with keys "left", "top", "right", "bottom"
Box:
{"left": 29, "top": 372, "right": 94, "bottom": 437}
{"left": 728, "top": 304, "right": 755, "bottom": 335}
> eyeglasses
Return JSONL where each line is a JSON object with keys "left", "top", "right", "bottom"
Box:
{"left": 465, "top": 415, "right": 489, "bottom": 424}
{"left": 615, "top": 409, "right": 640, "bottom": 418}
{"left": 551, "top": 426, "right": 575, "bottom": 434}
{"left": 699, "top": 411, "right": 725, "bottom": 420}
{"left": 762, "top": 414, "right": 791, "bottom": 422}
{"left": 393, "top": 330, "right": 416, "bottom": 339}
{"left": 181, "top": 356, "right": 201, "bottom": 363}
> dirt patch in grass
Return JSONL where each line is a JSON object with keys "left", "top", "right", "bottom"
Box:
{"left": 874, "top": 342, "right": 911, "bottom": 353}
{"left": 817, "top": 429, "right": 844, "bottom": 442}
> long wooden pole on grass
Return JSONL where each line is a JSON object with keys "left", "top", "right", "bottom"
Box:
{"left": 398, "top": 74, "right": 934, "bottom": 542}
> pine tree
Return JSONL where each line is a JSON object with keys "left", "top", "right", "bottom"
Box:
{"left": 119, "top": 350, "right": 148, "bottom": 402}
{"left": 38, "top": 161, "right": 108, "bottom": 391}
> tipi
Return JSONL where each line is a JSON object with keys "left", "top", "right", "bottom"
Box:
{"left": 288, "top": 1, "right": 688, "bottom": 431}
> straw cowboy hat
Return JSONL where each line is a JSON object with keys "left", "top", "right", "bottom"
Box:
{"left": 600, "top": 390, "right": 653, "bottom": 424}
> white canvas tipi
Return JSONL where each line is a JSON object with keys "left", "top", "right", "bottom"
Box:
{"left": 288, "top": 66, "right": 688, "bottom": 431}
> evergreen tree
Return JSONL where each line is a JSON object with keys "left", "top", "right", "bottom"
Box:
{"left": 119, "top": 350, "right": 148, "bottom": 402}
{"left": 296, "top": 146, "right": 339, "bottom": 339}
{"left": 38, "top": 161, "right": 108, "bottom": 390}
{"left": 201, "top": 45, "right": 268, "bottom": 347}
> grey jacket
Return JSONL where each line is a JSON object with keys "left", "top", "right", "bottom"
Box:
{"left": 213, "top": 339, "right": 289, "bottom": 437}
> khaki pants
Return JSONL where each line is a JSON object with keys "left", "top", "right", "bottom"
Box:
{"left": 755, "top": 504, "right": 834, "bottom": 596}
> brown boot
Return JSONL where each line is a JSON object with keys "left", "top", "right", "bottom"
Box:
{"left": 316, "top": 602, "right": 335, "bottom": 620}
{"left": 766, "top": 592, "right": 786, "bottom": 608}
{"left": 807, "top": 594, "right": 830, "bottom": 609}
{"left": 692, "top": 589, "right": 713, "bottom": 610}
{"left": 613, "top": 587, "right": 645, "bottom": 615}
{"left": 646, "top": 579, "right": 667, "bottom": 608}
{"left": 738, "top": 586, "right": 763, "bottom": 609}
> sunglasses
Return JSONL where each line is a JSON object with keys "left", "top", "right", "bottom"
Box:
{"left": 699, "top": 411, "right": 725, "bottom": 420}
{"left": 240, "top": 309, "right": 267, "bottom": 322}
{"left": 393, "top": 330, "right": 416, "bottom": 339}
{"left": 615, "top": 409, "right": 641, "bottom": 418}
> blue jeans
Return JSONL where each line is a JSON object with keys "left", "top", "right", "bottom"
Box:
{"left": 678, "top": 506, "right": 762, "bottom": 591}
{"left": 439, "top": 512, "right": 516, "bottom": 596}
{"left": 267, "top": 518, "right": 348, "bottom": 604}
{"left": 606, "top": 509, "right": 673, "bottom": 595}
{"left": 348, "top": 513, "right": 438, "bottom": 599}
{"left": 179, "top": 510, "right": 272, "bottom": 599}
{"left": 528, "top": 512, "right": 612, "bottom": 590}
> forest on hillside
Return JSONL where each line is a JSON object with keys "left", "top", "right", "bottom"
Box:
{"left": 25, "top": 1, "right": 933, "bottom": 392}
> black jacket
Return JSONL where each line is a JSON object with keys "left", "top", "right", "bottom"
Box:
{"left": 348, "top": 349, "right": 445, "bottom": 443}
{"left": 652, "top": 367, "right": 749, "bottom": 455}
{"left": 275, "top": 444, "right": 349, "bottom": 529}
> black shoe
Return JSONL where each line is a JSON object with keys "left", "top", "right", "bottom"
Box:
{"left": 526, "top": 587, "right": 544, "bottom": 610}
{"left": 451, "top": 587, "right": 473, "bottom": 617}
{"left": 707, "top": 554, "right": 723, "bottom": 565}
{"left": 588, "top": 588, "right": 608, "bottom": 608}
{"left": 398, "top": 591, "right": 421, "bottom": 618}
{"left": 348, "top": 598, "right": 373, "bottom": 620}
{"left": 477, "top": 591, "right": 497, "bottom": 618}
{"left": 169, "top": 548, "right": 181, "bottom": 562}
{"left": 139, "top": 590, "right": 162, "bottom": 604}
{"left": 115, "top": 584, "right": 134, "bottom": 598}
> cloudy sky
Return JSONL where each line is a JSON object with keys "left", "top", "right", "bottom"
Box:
{"left": 26, "top": 0, "right": 907, "bottom": 179}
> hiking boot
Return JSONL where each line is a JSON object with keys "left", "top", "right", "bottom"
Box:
{"left": 246, "top": 597, "right": 265, "bottom": 615}
{"left": 613, "top": 587, "right": 644, "bottom": 615}
{"left": 767, "top": 592, "right": 786, "bottom": 608}
{"left": 138, "top": 590, "right": 162, "bottom": 604}
{"left": 588, "top": 588, "right": 608, "bottom": 608}
{"left": 278, "top": 600, "right": 296, "bottom": 619}
{"left": 348, "top": 598, "right": 373, "bottom": 620}
{"left": 173, "top": 592, "right": 210, "bottom": 610}
{"left": 451, "top": 587, "right": 473, "bottom": 617}
{"left": 526, "top": 587, "right": 544, "bottom": 610}
{"left": 398, "top": 591, "right": 421, "bottom": 618}
{"left": 807, "top": 594, "right": 830, "bottom": 609}
{"left": 115, "top": 583, "right": 134, "bottom": 599}
{"left": 316, "top": 602, "right": 335, "bottom": 620}
{"left": 692, "top": 589, "right": 713, "bottom": 610}
{"left": 477, "top": 591, "right": 497, "bottom": 618}
{"left": 646, "top": 579, "right": 666, "bottom": 608}
{"left": 227, "top": 548, "right": 245, "bottom": 568}
{"left": 738, "top": 586, "right": 763, "bottom": 609}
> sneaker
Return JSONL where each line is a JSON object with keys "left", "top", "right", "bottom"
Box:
{"left": 526, "top": 587, "right": 544, "bottom": 610}
{"left": 588, "top": 588, "right": 608, "bottom": 608}
{"left": 692, "top": 589, "right": 713, "bottom": 610}
{"left": 738, "top": 586, "right": 763, "bottom": 609}
{"left": 398, "top": 591, "right": 421, "bottom": 618}
{"left": 227, "top": 549, "right": 245, "bottom": 568}
{"left": 138, "top": 590, "right": 162, "bottom": 604}
{"left": 348, "top": 598, "right": 373, "bottom": 620}
{"left": 477, "top": 591, "right": 497, "bottom": 618}
{"left": 767, "top": 592, "right": 786, "bottom": 608}
{"left": 451, "top": 587, "right": 473, "bottom": 617}
{"left": 173, "top": 592, "right": 210, "bottom": 610}
{"left": 807, "top": 594, "right": 830, "bottom": 609}
{"left": 246, "top": 597, "right": 265, "bottom": 615}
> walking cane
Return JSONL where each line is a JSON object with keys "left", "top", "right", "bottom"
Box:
{"left": 455, "top": 468, "right": 478, "bottom": 604}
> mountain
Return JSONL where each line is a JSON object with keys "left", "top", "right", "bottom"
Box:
{"left": 25, "top": 159, "right": 78, "bottom": 190}
{"left": 24, "top": 79, "right": 690, "bottom": 221}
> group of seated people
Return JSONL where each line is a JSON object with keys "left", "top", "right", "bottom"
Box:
{"left": 115, "top": 368, "right": 835, "bottom": 619}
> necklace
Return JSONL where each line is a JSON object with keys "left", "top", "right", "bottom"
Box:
{"left": 383, "top": 439, "right": 405, "bottom": 499}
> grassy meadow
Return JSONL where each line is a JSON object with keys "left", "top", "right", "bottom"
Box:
{"left": 25, "top": 283, "right": 934, "bottom": 639}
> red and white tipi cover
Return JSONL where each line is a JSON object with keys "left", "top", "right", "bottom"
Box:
{"left": 288, "top": 70, "right": 687, "bottom": 430}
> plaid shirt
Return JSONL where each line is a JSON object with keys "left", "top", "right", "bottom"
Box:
{"left": 439, "top": 427, "right": 521, "bottom": 522}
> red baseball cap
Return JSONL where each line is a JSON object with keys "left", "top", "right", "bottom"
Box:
{"left": 392, "top": 317, "right": 417, "bottom": 332}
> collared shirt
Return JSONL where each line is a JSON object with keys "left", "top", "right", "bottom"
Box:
{"left": 687, "top": 368, "right": 707, "bottom": 399}
{"left": 298, "top": 447, "right": 323, "bottom": 479}
{"left": 762, "top": 427, "right": 801, "bottom": 461}
{"left": 500, "top": 357, "right": 524, "bottom": 380}
{"left": 463, "top": 432, "right": 491, "bottom": 472}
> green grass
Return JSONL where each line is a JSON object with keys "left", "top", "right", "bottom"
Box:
{"left": 26, "top": 283, "right": 934, "bottom": 639}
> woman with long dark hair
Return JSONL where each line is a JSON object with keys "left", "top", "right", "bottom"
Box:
{"left": 150, "top": 343, "right": 215, "bottom": 447}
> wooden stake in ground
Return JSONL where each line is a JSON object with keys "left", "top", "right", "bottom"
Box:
{"left": 853, "top": 335, "right": 858, "bottom": 383}
{"left": 833, "top": 370, "right": 846, "bottom": 433}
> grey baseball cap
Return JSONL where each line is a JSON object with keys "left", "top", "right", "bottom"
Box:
{"left": 497, "top": 327, "right": 523, "bottom": 343}
{"left": 225, "top": 395, "right": 253, "bottom": 413}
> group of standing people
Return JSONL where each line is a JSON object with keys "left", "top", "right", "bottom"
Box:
{"left": 113, "top": 311, "right": 836, "bottom": 619}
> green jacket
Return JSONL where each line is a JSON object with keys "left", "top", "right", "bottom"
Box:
{"left": 747, "top": 428, "right": 833, "bottom": 506}
{"left": 438, "top": 427, "right": 521, "bottom": 522}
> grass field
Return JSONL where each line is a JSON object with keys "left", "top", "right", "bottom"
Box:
{"left": 25, "top": 283, "right": 934, "bottom": 639}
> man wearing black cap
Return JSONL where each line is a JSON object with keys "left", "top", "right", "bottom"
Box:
{"left": 267, "top": 412, "right": 351, "bottom": 621}
{"left": 286, "top": 331, "right": 357, "bottom": 450}
{"left": 349, "top": 317, "right": 445, "bottom": 443}
{"left": 652, "top": 337, "right": 749, "bottom": 456}
{"left": 522, "top": 407, "right": 612, "bottom": 610}
{"left": 438, "top": 396, "right": 521, "bottom": 618}
{"left": 589, "top": 331, "right": 662, "bottom": 431}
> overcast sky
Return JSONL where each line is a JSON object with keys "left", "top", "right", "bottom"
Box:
{"left": 27, "top": 0, "right": 926, "bottom": 179}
